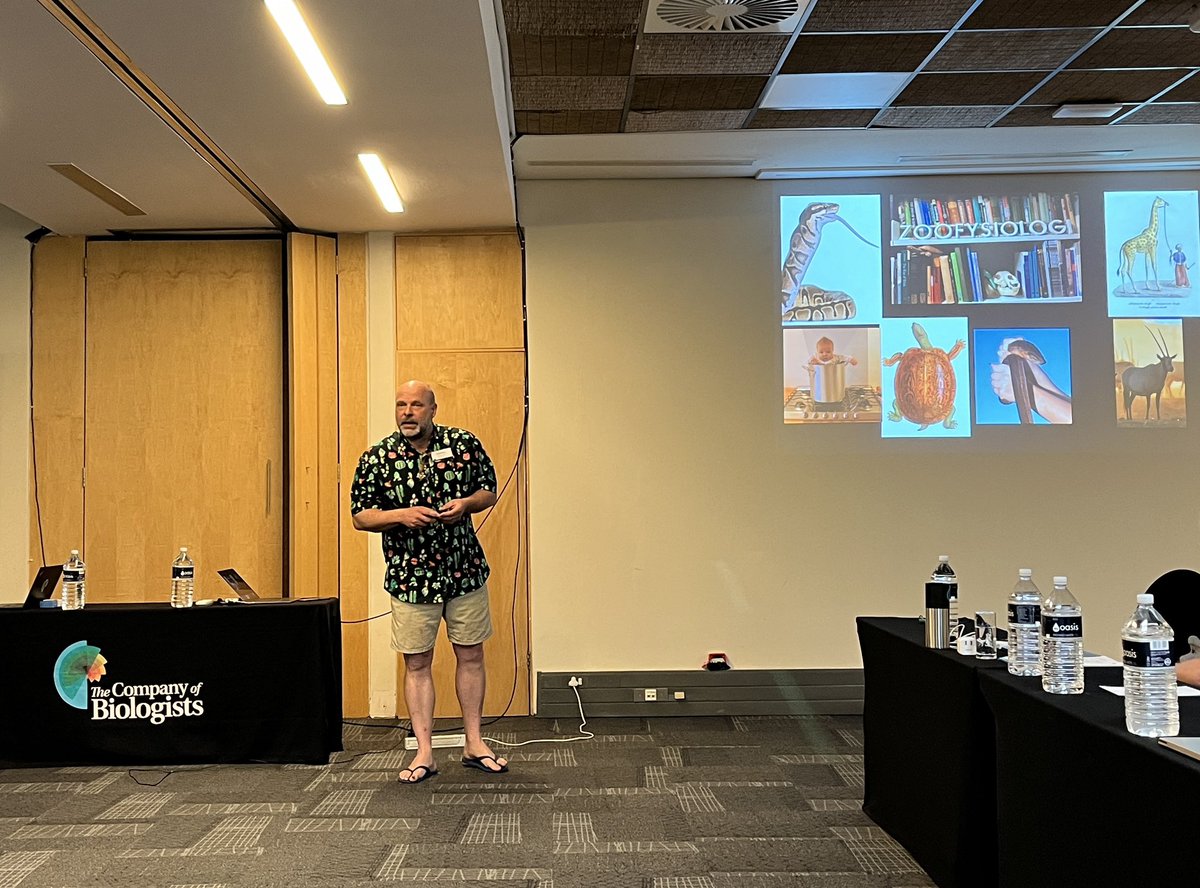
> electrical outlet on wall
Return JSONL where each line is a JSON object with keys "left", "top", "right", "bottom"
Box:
{"left": 643, "top": 688, "right": 658, "bottom": 702}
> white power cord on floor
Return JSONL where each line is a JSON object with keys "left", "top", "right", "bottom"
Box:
{"left": 484, "top": 681, "right": 594, "bottom": 747}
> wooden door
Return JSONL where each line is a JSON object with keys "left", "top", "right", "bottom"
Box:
{"left": 394, "top": 233, "right": 530, "bottom": 717}
{"left": 83, "top": 240, "right": 284, "bottom": 602}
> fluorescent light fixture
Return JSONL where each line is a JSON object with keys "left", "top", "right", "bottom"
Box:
{"left": 265, "top": 0, "right": 347, "bottom": 105}
{"left": 357, "top": 153, "right": 404, "bottom": 213}
{"left": 761, "top": 73, "right": 910, "bottom": 110}
{"left": 1053, "top": 103, "right": 1123, "bottom": 119}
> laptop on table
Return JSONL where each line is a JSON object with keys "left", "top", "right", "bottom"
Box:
{"left": 24, "top": 564, "right": 64, "bottom": 608}
{"left": 217, "top": 569, "right": 260, "bottom": 601}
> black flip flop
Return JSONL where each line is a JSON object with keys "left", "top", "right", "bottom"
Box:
{"left": 461, "top": 754, "right": 508, "bottom": 773}
{"left": 398, "top": 764, "right": 438, "bottom": 784}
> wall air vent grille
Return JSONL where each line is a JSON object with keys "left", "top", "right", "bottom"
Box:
{"left": 647, "top": 0, "right": 802, "bottom": 34}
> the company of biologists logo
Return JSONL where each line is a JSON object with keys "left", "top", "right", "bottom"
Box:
{"left": 53, "top": 640, "right": 205, "bottom": 724}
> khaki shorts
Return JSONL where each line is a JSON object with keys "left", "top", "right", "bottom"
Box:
{"left": 390, "top": 584, "right": 493, "bottom": 654}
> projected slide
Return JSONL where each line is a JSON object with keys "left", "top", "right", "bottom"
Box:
{"left": 889, "top": 191, "right": 1081, "bottom": 304}
{"left": 1114, "top": 319, "right": 1186, "bottom": 428}
{"left": 783, "top": 327, "right": 882, "bottom": 424}
{"left": 974, "top": 328, "right": 1073, "bottom": 425}
{"left": 881, "top": 318, "right": 970, "bottom": 438}
{"left": 1105, "top": 191, "right": 1198, "bottom": 317}
{"left": 781, "top": 195, "right": 882, "bottom": 325}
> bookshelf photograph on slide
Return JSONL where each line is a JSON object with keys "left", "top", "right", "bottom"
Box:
{"left": 890, "top": 191, "right": 1082, "bottom": 306}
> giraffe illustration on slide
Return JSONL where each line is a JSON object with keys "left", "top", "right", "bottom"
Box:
{"left": 1117, "top": 196, "right": 1168, "bottom": 293}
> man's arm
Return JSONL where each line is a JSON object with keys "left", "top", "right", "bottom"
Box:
{"left": 353, "top": 506, "right": 441, "bottom": 531}
{"left": 437, "top": 489, "right": 497, "bottom": 524}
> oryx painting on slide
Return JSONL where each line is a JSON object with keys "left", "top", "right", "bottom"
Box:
{"left": 1113, "top": 319, "right": 1186, "bottom": 428}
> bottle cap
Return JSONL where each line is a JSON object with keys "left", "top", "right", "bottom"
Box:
{"left": 180, "top": 547, "right": 189, "bottom": 553}
{"left": 1018, "top": 568, "right": 1032, "bottom": 579}
{"left": 938, "top": 555, "right": 950, "bottom": 562}
{"left": 1137, "top": 593, "right": 1153, "bottom": 604}
{"left": 1053, "top": 576, "right": 1068, "bottom": 585}
{"left": 70, "top": 549, "right": 80, "bottom": 556}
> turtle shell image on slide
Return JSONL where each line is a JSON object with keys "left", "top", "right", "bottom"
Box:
{"left": 883, "top": 322, "right": 966, "bottom": 430}
{"left": 54, "top": 641, "right": 106, "bottom": 709}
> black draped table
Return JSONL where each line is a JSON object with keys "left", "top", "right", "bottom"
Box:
{"left": 857, "top": 616, "right": 1002, "bottom": 888}
{"left": 0, "top": 598, "right": 343, "bottom": 767}
{"left": 859, "top": 614, "right": 1200, "bottom": 888}
{"left": 979, "top": 665, "right": 1200, "bottom": 887}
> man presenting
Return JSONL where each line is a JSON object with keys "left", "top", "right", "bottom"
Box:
{"left": 351, "top": 380, "right": 508, "bottom": 783}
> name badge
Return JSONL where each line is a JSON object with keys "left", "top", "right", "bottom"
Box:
{"left": 431, "top": 448, "right": 453, "bottom": 461}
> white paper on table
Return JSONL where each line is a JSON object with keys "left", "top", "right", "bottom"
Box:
{"left": 1084, "top": 655, "right": 1123, "bottom": 667}
{"left": 1100, "top": 685, "right": 1200, "bottom": 697}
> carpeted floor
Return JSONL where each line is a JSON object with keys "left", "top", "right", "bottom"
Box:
{"left": 0, "top": 714, "right": 932, "bottom": 888}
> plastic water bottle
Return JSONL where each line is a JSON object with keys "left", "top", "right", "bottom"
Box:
{"left": 1041, "top": 576, "right": 1083, "bottom": 694}
{"left": 61, "top": 550, "right": 86, "bottom": 610}
{"left": 1122, "top": 593, "right": 1179, "bottom": 738}
{"left": 931, "top": 555, "right": 959, "bottom": 641}
{"left": 171, "top": 547, "right": 195, "bottom": 608}
{"left": 1007, "top": 568, "right": 1042, "bottom": 676}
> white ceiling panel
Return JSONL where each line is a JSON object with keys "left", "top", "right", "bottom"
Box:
{"left": 79, "top": 0, "right": 516, "bottom": 233}
{"left": 0, "top": 2, "right": 271, "bottom": 235}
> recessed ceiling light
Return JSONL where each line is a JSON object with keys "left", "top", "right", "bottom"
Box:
{"left": 1052, "top": 103, "right": 1123, "bottom": 119}
{"left": 265, "top": 0, "right": 347, "bottom": 105}
{"left": 357, "top": 154, "right": 404, "bottom": 213}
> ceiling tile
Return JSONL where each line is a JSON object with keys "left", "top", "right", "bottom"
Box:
{"left": 1121, "top": 0, "right": 1199, "bottom": 26}
{"left": 513, "top": 110, "right": 623, "bottom": 134}
{"left": 803, "top": 0, "right": 974, "bottom": 32}
{"left": 624, "top": 110, "right": 750, "bottom": 131}
{"left": 927, "top": 29, "right": 1101, "bottom": 72}
{"left": 762, "top": 72, "right": 910, "bottom": 108}
{"left": 635, "top": 34, "right": 789, "bottom": 75}
{"left": 782, "top": 33, "right": 941, "bottom": 73}
{"left": 511, "top": 76, "right": 630, "bottom": 110}
{"left": 1029, "top": 68, "right": 1186, "bottom": 103}
{"left": 1070, "top": 27, "right": 1200, "bottom": 69}
{"left": 501, "top": 0, "right": 644, "bottom": 37}
{"left": 964, "top": 0, "right": 1141, "bottom": 29}
{"left": 994, "top": 104, "right": 1128, "bottom": 125}
{"left": 874, "top": 105, "right": 1009, "bottom": 126}
{"left": 749, "top": 108, "right": 876, "bottom": 127}
{"left": 630, "top": 75, "right": 769, "bottom": 110}
{"left": 508, "top": 36, "right": 635, "bottom": 76}
{"left": 893, "top": 72, "right": 1045, "bottom": 105}
{"left": 1117, "top": 102, "right": 1200, "bottom": 123}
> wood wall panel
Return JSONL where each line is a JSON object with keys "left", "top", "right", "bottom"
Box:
{"left": 337, "top": 233, "right": 370, "bottom": 716}
{"left": 29, "top": 236, "right": 86, "bottom": 582}
{"left": 315, "top": 236, "right": 340, "bottom": 602}
{"left": 393, "top": 351, "right": 530, "bottom": 717}
{"left": 84, "top": 240, "right": 283, "bottom": 602}
{"left": 394, "top": 234, "right": 524, "bottom": 352}
{"left": 394, "top": 231, "right": 530, "bottom": 718}
{"left": 288, "top": 233, "right": 320, "bottom": 598}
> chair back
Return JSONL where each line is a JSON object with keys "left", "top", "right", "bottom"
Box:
{"left": 1145, "top": 569, "right": 1200, "bottom": 662}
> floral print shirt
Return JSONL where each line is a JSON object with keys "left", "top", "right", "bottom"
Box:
{"left": 350, "top": 425, "right": 496, "bottom": 604}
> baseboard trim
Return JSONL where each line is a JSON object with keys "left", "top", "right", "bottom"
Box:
{"left": 536, "top": 668, "right": 863, "bottom": 718}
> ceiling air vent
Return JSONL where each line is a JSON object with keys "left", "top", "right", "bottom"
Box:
{"left": 646, "top": 0, "right": 803, "bottom": 33}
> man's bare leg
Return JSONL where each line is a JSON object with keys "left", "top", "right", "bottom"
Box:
{"left": 453, "top": 642, "right": 507, "bottom": 771}
{"left": 401, "top": 649, "right": 438, "bottom": 781}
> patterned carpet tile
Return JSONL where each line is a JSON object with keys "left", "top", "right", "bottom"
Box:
{"left": 0, "top": 715, "right": 930, "bottom": 888}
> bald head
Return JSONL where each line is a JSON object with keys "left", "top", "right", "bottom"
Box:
{"left": 395, "top": 380, "right": 438, "bottom": 446}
